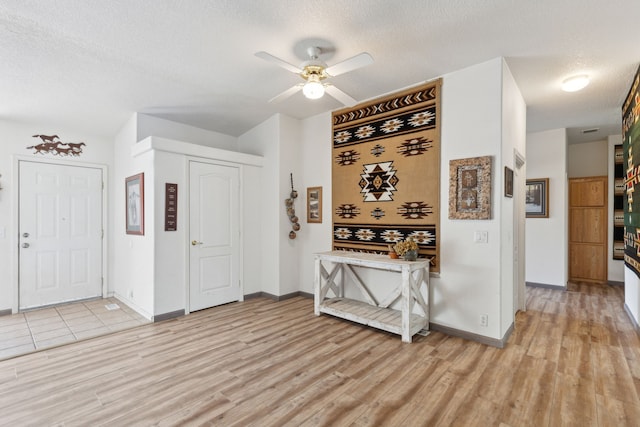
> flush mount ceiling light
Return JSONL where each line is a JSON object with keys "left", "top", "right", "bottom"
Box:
{"left": 562, "top": 75, "right": 590, "bottom": 92}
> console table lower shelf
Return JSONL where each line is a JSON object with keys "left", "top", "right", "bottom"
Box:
{"left": 319, "top": 297, "right": 427, "bottom": 338}
{"left": 314, "top": 251, "right": 430, "bottom": 343}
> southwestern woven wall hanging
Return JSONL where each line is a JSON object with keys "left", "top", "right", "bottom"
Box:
{"left": 614, "top": 144, "right": 624, "bottom": 260}
{"left": 331, "top": 80, "right": 442, "bottom": 271}
{"left": 623, "top": 64, "right": 640, "bottom": 277}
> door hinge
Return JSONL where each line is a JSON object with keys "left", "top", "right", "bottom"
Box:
{"left": 101, "top": 229, "right": 104, "bottom": 238}
{"left": 102, "top": 181, "right": 104, "bottom": 190}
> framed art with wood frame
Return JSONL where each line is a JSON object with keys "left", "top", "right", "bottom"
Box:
{"left": 448, "top": 155, "right": 492, "bottom": 220}
{"left": 307, "top": 186, "right": 322, "bottom": 223}
{"left": 504, "top": 166, "right": 513, "bottom": 198}
{"left": 126, "top": 173, "right": 144, "bottom": 235}
{"left": 526, "top": 178, "right": 549, "bottom": 218}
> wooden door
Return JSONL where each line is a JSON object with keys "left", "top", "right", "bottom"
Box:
{"left": 569, "top": 176, "right": 607, "bottom": 283}
{"left": 19, "top": 161, "right": 103, "bottom": 309}
{"left": 189, "top": 161, "right": 241, "bottom": 312}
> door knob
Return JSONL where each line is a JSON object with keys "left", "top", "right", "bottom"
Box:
{"left": 21, "top": 243, "right": 30, "bottom": 248}
{"left": 22, "top": 232, "right": 30, "bottom": 238}
{"left": 191, "top": 240, "right": 203, "bottom": 246}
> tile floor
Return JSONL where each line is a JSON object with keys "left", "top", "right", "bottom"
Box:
{"left": 0, "top": 297, "right": 149, "bottom": 360}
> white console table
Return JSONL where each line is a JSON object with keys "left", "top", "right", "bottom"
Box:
{"left": 314, "top": 251, "right": 430, "bottom": 343}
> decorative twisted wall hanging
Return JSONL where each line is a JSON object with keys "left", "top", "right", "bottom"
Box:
{"left": 285, "top": 173, "right": 300, "bottom": 239}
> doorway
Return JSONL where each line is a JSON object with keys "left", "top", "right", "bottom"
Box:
{"left": 18, "top": 160, "right": 104, "bottom": 309}
{"left": 189, "top": 161, "right": 241, "bottom": 312}
{"left": 568, "top": 176, "right": 608, "bottom": 283}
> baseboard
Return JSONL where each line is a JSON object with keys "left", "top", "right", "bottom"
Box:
{"left": 624, "top": 303, "right": 640, "bottom": 331}
{"left": 608, "top": 280, "right": 624, "bottom": 287}
{"left": 153, "top": 309, "right": 185, "bottom": 323}
{"left": 526, "top": 281, "right": 566, "bottom": 290}
{"left": 244, "top": 291, "right": 312, "bottom": 301}
{"left": 0, "top": 309, "right": 12, "bottom": 317}
{"left": 429, "top": 321, "right": 514, "bottom": 349}
{"left": 113, "top": 293, "right": 153, "bottom": 321}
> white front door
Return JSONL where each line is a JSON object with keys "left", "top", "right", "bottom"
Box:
{"left": 19, "top": 161, "right": 103, "bottom": 309}
{"left": 189, "top": 161, "right": 240, "bottom": 312}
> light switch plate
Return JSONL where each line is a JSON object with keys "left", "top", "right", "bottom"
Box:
{"left": 474, "top": 231, "right": 488, "bottom": 243}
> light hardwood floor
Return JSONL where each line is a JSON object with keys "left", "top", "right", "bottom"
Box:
{"left": 0, "top": 283, "right": 638, "bottom": 426}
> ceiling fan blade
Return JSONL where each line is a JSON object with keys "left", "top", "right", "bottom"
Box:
{"left": 325, "top": 52, "right": 373, "bottom": 76}
{"left": 268, "top": 84, "right": 304, "bottom": 103}
{"left": 324, "top": 84, "right": 358, "bottom": 107}
{"left": 255, "top": 51, "right": 302, "bottom": 74}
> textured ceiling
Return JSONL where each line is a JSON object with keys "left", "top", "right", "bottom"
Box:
{"left": 1, "top": 0, "right": 639, "bottom": 144}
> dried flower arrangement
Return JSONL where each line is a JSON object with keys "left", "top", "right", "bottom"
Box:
{"left": 390, "top": 238, "right": 418, "bottom": 257}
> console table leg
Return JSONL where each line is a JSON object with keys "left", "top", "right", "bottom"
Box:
{"left": 401, "top": 266, "right": 411, "bottom": 343}
{"left": 314, "top": 258, "right": 321, "bottom": 315}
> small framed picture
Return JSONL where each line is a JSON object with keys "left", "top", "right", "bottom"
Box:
{"left": 307, "top": 186, "right": 322, "bottom": 223}
{"left": 504, "top": 166, "right": 513, "bottom": 198}
{"left": 526, "top": 178, "right": 549, "bottom": 218}
{"left": 126, "top": 173, "right": 144, "bottom": 235}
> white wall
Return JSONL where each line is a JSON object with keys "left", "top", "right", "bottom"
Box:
{"left": 500, "top": 60, "right": 527, "bottom": 331}
{"left": 278, "top": 115, "right": 302, "bottom": 296}
{"left": 525, "top": 128, "right": 568, "bottom": 287}
{"left": 299, "top": 112, "right": 333, "bottom": 295}
{"left": 152, "top": 150, "right": 187, "bottom": 315}
{"left": 608, "top": 135, "right": 624, "bottom": 283}
{"left": 434, "top": 58, "right": 508, "bottom": 339}
{"left": 626, "top": 267, "right": 640, "bottom": 326}
{"left": 113, "top": 114, "right": 156, "bottom": 318}
{"left": 238, "top": 115, "right": 281, "bottom": 296}
{"left": 568, "top": 139, "right": 607, "bottom": 178}
{"left": 137, "top": 114, "right": 237, "bottom": 152}
{"left": 0, "top": 119, "right": 114, "bottom": 313}
{"left": 241, "top": 163, "right": 264, "bottom": 295}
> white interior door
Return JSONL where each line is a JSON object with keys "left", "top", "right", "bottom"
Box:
{"left": 19, "top": 161, "right": 103, "bottom": 309}
{"left": 189, "top": 161, "right": 240, "bottom": 312}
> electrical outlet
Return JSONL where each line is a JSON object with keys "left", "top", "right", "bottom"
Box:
{"left": 480, "top": 314, "right": 488, "bottom": 327}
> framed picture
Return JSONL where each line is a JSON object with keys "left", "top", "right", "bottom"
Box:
{"left": 448, "top": 156, "right": 492, "bottom": 220}
{"left": 526, "top": 178, "right": 549, "bottom": 218}
{"left": 126, "top": 173, "right": 144, "bottom": 235}
{"left": 307, "top": 186, "right": 322, "bottom": 223}
{"left": 504, "top": 166, "right": 513, "bottom": 198}
{"left": 164, "top": 183, "right": 178, "bottom": 232}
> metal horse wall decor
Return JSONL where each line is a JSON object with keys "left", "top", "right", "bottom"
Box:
{"left": 27, "top": 135, "right": 86, "bottom": 157}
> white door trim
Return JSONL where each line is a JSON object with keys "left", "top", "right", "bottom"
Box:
{"left": 11, "top": 155, "right": 108, "bottom": 313}
{"left": 184, "top": 156, "right": 244, "bottom": 315}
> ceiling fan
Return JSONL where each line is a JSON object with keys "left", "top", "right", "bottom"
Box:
{"left": 255, "top": 46, "right": 373, "bottom": 106}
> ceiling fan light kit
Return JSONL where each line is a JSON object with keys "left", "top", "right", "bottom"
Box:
{"left": 255, "top": 45, "right": 373, "bottom": 106}
{"left": 303, "top": 77, "right": 325, "bottom": 99}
